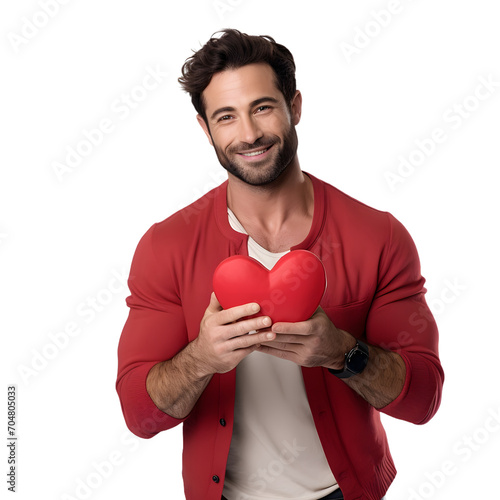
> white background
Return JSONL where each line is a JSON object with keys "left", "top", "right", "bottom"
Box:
{"left": 1, "top": 0, "right": 499, "bottom": 499}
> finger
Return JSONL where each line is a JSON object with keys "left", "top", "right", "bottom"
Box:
{"left": 257, "top": 344, "right": 297, "bottom": 362}
{"left": 271, "top": 307, "right": 325, "bottom": 333}
{"left": 206, "top": 292, "right": 223, "bottom": 313}
{"left": 227, "top": 328, "right": 275, "bottom": 350}
{"left": 226, "top": 316, "right": 273, "bottom": 339}
{"left": 272, "top": 319, "right": 313, "bottom": 335}
{"left": 218, "top": 301, "right": 262, "bottom": 325}
{"left": 268, "top": 333, "right": 306, "bottom": 344}
{"left": 261, "top": 341, "right": 293, "bottom": 352}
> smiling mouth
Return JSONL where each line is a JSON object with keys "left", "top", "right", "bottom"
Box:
{"left": 238, "top": 145, "right": 272, "bottom": 157}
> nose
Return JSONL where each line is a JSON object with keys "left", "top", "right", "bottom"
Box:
{"left": 238, "top": 115, "right": 263, "bottom": 146}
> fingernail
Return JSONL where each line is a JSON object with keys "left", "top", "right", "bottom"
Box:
{"left": 262, "top": 317, "right": 271, "bottom": 326}
{"left": 266, "top": 332, "right": 274, "bottom": 340}
{"left": 252, "top": 303, "right": 260, "bottom": 312}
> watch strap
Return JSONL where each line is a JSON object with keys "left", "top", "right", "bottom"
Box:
{"left": 328, "top": 339, "right": 369, "bottom": 379}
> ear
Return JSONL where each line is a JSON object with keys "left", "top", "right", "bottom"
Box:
{"left": 290, "top": 90, "right": 302, "bottom": 126}
{"left": 197, "top": 114, "right": 213, "bottom": 146}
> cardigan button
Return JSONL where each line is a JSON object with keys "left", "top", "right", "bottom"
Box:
{"left": 219, "top": 418, "right": 226, "bottom": 427}
{"left": 212, "top": 475, "right": 220, "bottom": 483}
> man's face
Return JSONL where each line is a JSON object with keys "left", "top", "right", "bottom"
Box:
{"left": 197, "top": 63, "right": 301, "bottom": 186}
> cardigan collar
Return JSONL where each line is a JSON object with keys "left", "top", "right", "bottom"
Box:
{"left": 213, "top": 171, "right": 326, "bottom": 252}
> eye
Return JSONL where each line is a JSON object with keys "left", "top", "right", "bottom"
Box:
{"left": 217, "top": 115, "right": 232, "bottom": 122}
{"left": 256, "top": 105, "right": 271, "bottom": 113}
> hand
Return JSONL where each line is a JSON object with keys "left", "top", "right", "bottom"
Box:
{"left": 257, "top": 306, "right": 355, "bottom": 369}
{"left": 191, "top": 292, "right": 276, "bottom": 376}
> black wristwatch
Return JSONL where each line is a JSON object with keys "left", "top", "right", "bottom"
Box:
{"left": 328, "top": 339, "right": 369, "bottom": 379}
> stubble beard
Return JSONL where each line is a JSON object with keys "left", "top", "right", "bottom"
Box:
{"left": 211, "top": 123, "right": 299, "bottom": 187}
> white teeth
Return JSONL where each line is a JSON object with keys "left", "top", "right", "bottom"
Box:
{"left": 241, "top": 147, "right": 269, "bottom": 157}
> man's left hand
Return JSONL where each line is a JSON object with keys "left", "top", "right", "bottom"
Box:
{"left": 257, "top": 306, "right": 356, "bottom": 369}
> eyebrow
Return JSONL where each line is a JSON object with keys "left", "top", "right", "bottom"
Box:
{"left": 210, "top": 96, "right": 280, "bottom": 121}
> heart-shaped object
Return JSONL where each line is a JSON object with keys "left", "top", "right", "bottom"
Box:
{"left": 213, "top": 250, "right": 327, "bottom": 323}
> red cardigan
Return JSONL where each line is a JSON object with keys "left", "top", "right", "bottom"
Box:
{"left": 116, "top": 173, "right": 444, "bottom": 500}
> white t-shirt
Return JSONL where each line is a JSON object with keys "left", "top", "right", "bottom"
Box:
{"left": 222, "top": 209, "right": 338, "bottom": 500}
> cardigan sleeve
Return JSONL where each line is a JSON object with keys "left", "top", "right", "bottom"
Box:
{"left": 116, "top": 223, "right": 190, "bottom": 438}
{"left": 365, "top": 213, "right": 444, "bottom": 425}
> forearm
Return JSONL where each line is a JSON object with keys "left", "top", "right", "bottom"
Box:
{"left": 146, "top": 297, "right": 274, "bottom": 420}
{"left": 146, "top": 340, "right": 213, "bottom": 419}
{"left": 342, "top": 344, "right": 406, "bottom": 409}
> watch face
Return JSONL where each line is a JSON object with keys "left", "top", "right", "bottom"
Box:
{"left": 347, "top": 348, "right": 369, "bottom": 373}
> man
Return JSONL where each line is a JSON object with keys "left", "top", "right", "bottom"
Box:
{"left": 116, "top": 29, "right": 444, "bottom": 500}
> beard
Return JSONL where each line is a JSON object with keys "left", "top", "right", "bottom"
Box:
{"left": 211, "top": 123, "right": 298, "bottom": 186}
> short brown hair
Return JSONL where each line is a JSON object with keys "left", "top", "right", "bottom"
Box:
{"left": 178, "top": 29, "right": 296, "bottom": 124}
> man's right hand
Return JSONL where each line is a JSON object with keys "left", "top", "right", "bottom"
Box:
{"left": 191, "top": 292, "right": 275, "bottom": 376}
{"left": 146, "top": 292, "right": 275, "bottom": 419}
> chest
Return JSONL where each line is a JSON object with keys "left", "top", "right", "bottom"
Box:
{"left": 243, "top": 217, "right": 312, "bottom": 253}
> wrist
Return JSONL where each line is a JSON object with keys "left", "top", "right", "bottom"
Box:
{"left": 325, "top": 330, "right": 356, "bottom": 370}
{"left": 183, "top": 338, "right": 214, "bottom": 380}
{"left": 327, "top": 337, "right": 370, "bottom": 379}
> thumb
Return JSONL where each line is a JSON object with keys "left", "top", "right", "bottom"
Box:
{"left": 207, "top": 291, "right": 223, "bottom": 313}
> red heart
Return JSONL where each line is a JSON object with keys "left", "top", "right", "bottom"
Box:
{"left": 213, "top": 250, "right": 327, "bottom": 323}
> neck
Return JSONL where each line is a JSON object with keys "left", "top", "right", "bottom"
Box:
{"left": 226, "top": 158, "right": 314, "bottom": 243}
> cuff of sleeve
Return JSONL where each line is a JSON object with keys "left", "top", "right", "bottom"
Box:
{"left": 378, "top": 350, "right": 443, "bottom": 425}
{"left": 117, "top": 361, "right": 188, "bottom": 439}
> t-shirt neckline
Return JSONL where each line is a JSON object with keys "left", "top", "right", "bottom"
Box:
{"left": 214, "top": 171, "right": 326, "bottom": 251}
